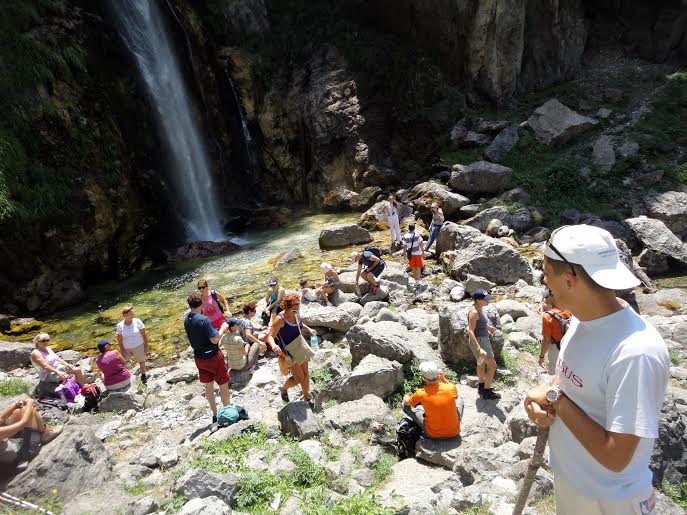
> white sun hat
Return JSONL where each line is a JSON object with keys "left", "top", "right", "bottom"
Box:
{"left": 419, "top": 361, "right": 439, "bottom": 381}
{"left": 544, "top": 224, "right": 640, "bottom": 290}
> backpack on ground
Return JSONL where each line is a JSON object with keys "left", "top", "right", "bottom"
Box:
{"left": 363, "top": 245, "right": 382, "bottom": 259}
{"left": 80, "top": 384, "right": 102, "bottom": 413}
{"left": 55, "top": 377, "right": 82, "bottom": 405}
{"left": 396, "top": 417, "right": 422, "bottom": 460}
{"left": 211, "top": 290, "right": 224, "bottom": 313}
{"left": 216, "top": 404, "right": 248, "bottom": 427}
{"left": 545, "top": 310, "right": 570, "bottom": 344}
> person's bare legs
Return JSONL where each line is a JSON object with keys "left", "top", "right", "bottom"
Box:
{"left": 484, "top": 357, "right": 497, "bottom": 389}
{"left": 204, "top": 382, "right": 217, "bottom": 415}
{"left": 299, "top": 362, "right": 311, "bottom": 400}
{"left": 218, "top": 382, "right": 231, "bottom": 407}
{"left": 69, "top": 366, "right": 84, "bottom": 384}
{"left": 8, "top": 400, "right": 46, "bottom": 432}
{"left": 138, "top": 361, "right": 147, "bottom": 375}
{"left": 362, "top": 271, "right": 378, "bottom": 288}
{"left": 476, "top": 361, "right": 486, "bottom": 384}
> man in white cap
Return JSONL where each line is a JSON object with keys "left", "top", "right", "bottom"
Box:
{"left": 523, "top": 225, "right": 669, "bottom": 514}
{"left": 402, "top": 361, "right": 464, "bottom": 440}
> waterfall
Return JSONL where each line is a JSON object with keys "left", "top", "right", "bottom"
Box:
{"left": 112, "top": 0, "right": 224, "bottom": 241}
{"left": 226, "top": 71, "right": 258, "bottom": 174}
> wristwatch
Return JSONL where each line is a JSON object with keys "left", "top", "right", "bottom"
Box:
{"left": 546, "top": 386, "right": 562, "bottom": 404}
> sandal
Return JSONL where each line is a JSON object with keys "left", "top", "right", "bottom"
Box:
{"left": 280, "top": 389, "right": 290, "bottom": 403}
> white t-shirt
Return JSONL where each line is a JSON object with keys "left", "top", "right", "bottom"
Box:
{"left": 548, "top": 305, "right": 669, "bottom": 500}
{"left": 404, "top": 231, "right": 423, "bottom": 256}
{"left": 116, "top": 318, "right": 146, "bottom": 349}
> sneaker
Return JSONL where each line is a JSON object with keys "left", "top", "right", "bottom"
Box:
{"left": 141, "top": 374, "right": 148, "bottom": 385}
{"left": 212, "top": 414, "right": 217, "bottom": 424}
{"left": 15, "top": 460, "right": 29, "bottom": 473}
{"left": 478, "top": 383, "right": 485, "bottom": 398}
{"left": 482, "top": 389, "right": 501, "bottom": 400}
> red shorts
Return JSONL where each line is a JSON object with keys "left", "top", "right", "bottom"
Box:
{"left": 194, "top": 351, "right": 230, "bottom": 385}
{"left": 409, "top": 254, "right": 424, "bottom": 269}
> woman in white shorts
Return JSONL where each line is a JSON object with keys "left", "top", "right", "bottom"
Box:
{"left": 116, "top": 304, "right": 150, "bottom": 385}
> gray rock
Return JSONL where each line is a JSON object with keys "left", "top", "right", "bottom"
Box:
{"left": 129, "top": 497, "right": 159, "bottom": 515}
{"left": 644, "top": 191, "right": 687, "bottom": 238}
{"left": 375, "top": 307, "right": 400, "bottom": 323}
{"left": 452, "top": 444, "right": 520, "bottom": 486}
{"left": 438, "top": 303, "right": 503, "bottom": 364}
{"left": 526, "top": 99, "right": 598, "bottom": 145}
{"left": 475, "top": 119, "right": 510, "bottom": 134}
{"left": 484, "top": 126, "right": 519, "bottom": 162}
{"left": 165, "top": 363, "right": 199, "bottom": 384}
{"left": 592, "top": 135, "right": 616, "bottom": 172}
{"left": 617, "top": 140, "right": 639, "bottom": 158}
{"left": 8, "top": 426, "right": 112, "bottom": 498}
{"left": 359, "top": 285, "right": 390, "bottom": 305}
{"left": 625, "top": 216, "right": 687, "bottom": 266}
{"left": 450, "top": 285, "right": 466, "bottom": 302}
{"left": 318, "top": 354, "right": 403, "bottom": 403}
{"left": 504, "top": 403, "right": 537, "bottom": 443}
{"left": 56, "top": 350, "right": 81, "bottom": 363}
{"left": 0, "top": 342, "right": 34, "bottom": 371}
{"left": 361, "top": 165, "right": 400, "bottom": 187}
{"left": 638, "top": 249, "right": 670, "bottom": 275}
{"left": 510, "top": 207, "right": 535, "bottom": 233}
{"left": 406, "top": 181, "right": 470, "bottom": 217}
{"left": 650, "top": 387, "right": 687, "bottom": 487}
{"left": 464, "top": 206, "right": 512, "bottom": 233}
{"left": 318, "top": 224, "right": 372, "bottom": 250}
{"left": 299, "top": 303, "right": 356, "bottom": 332}
{"left": 377, "top": 458, "right": 457, "bottom": 507}
{"left": 359, "top": 201, "right": 413, "bottom": 231}
{"left": 436, "top": 223, "right": 533, "bottom": 285}
{"left": 338, "top": 302, "right": 363, "bottom": 319}
{"left": 99, "top": 392, "right": 145, "bottom": 413}
{"left": 350, "top": 186, "right": 383, "bottom": 211}
{"left": 175, "top": 468, "right": 238, "bottom": 506}
{"left": 208, "top": 420, "right": 257, "bottom": 442}
{"left": 401, "top": 309, "right": 440, "bottom": 336}
{"left": 494, "top": 300, "right": 533, "bottom": 321}
{"left": 449, "top": 161, "right": 513, "bottom": 193}
{"left": 464, "top": 275, "right": 496, "bottom": 294}
{"left": 273, "top": 248, "right": 302, "bottom": 269}
{"left": 508, "top": 331, "right": 537, "bottom": 350}
{"left": 278, "top": 401, "right": 321, "bottom": 440}
{"left": 178, "top": 496, "right": 230, "bottom": 515}
{"left": 514, "top": 315, "right": 542, "bottom": 339}
{"left": 415, "top": 437, "right": 463, "bottom": 470}
{"left": 133, "top": 445, "right": 179, "bottom": 469}
{"left": 322, "top": 394, "right": 396, "bottom": 430}
{"left": 459, "top": 204, "right": 482, "bottom": 218}
{"left": 360, "top": 301, "right": 389, "bottom": 319}
{"left": 298, "top": 439, "right": 326, "bottom": 464}
{"left": 323, "top": 186, "right": 359, "bottom": 212}
{"left": 486, "top": 218, "right": 503, "bottom": 237}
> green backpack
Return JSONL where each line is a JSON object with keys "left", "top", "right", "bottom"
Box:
{"left": 216, "top": 404, "right": 248, "bottom": 427}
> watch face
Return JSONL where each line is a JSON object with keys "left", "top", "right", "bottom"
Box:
{"left": 546, "top": 389, "right": 559, "bottom": 403}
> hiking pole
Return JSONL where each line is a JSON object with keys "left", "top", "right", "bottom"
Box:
{"left": 512, "top": 427, "right": 549, "bottom": 515}
{"left": 0, "top": 492, "right": 54, "bottom": 515}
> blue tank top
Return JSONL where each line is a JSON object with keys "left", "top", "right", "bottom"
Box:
{"left": 276, "top": 313, "right": 302, "bottom": 349}
{"left": 471, "top": 308, "right": 489, "bottom": 337}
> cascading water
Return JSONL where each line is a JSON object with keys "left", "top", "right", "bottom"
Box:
{"left": 226, "top": 73, "right": 258, "bottom": 174}
{"left": 112, "top": 0, "right": 224, "bottom": 241}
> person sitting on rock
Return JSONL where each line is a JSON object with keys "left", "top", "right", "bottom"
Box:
{"left": 353, "top": 248, "right": 385, "bottom": 295}
{"left": 31, "top": 332, "right": 84, "bottom": 397}
{"left": 184, "top": 292, "right": 231, "bottom": 425}
{"left": 467, "top": 290, "right": 500, "bottom": 400}
{"left": 95, "top": 339, "right": 131, "bottom": 392}
{"left": 264, "top": 278, "right": 285, "bottom": 324}
{"left": 0, "top": 398, "right": 61, "bottom": 472}
{"left": 239, "top": 302, "right": 267, "bottom": 354}
{"left": 402, "top": 362, "right": 464, "bottom": 440}
{"left": 424, "top": 202, "right": 445, "bottom": 252}
{"left": 539, "top": 288, "right": 572, "bottom": 375}
{"left": 314, "top": 263, "right": 340, "bottom": 305}
{"left": 221, "top": 318, "right": 260, "bottom": 374}
{"left": 403, "top": 222, "right": 424, "bottom": 281}
{"left": 298, "top": 279, "right": 321, "bottom": 305}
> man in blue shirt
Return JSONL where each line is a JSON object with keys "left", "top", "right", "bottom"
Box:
{"left": 184, "top": 292, "right": 231, "bottom": 424}
{"left": 353, "top": 249, "right": 385, "bottom": 295}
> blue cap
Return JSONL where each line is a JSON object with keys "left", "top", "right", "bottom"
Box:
{"left": 472, "top": 289, "right": 492, "bottom": 301}
{"left": 226, "top": 317, "right": 240, "bottom": 327}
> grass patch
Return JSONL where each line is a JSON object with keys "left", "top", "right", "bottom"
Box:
{"left": 662, "top": 479, "right": 687, "bottom": 510}
{"left": 190, "top": 423, "right": 271, "bottom": 473}
{"left": 0, "top": 495, "right": 63, "bottom": 514}
{"left": 322, "top": 399, "right": 338, "bottom": 410}
{"left": 158, "top": 493, "right": 187, "bottom": 514}
{"left": 533, "top": 492, "right": 556, "bottom": 514}
{"left": 0, "top": 378, "right": 32, "bottom": 396}
{"left": 520, "top": 340, "right": 541, "bottom": 357}
{"left": 498, "top": 349, "right": 521, "bottom": 375}
{"left": 371, "top": 453, "right": 397, "bottom": 486}
{"left": 463, "top": 502, "right": 492, "bottom": 515}
{"left": 658, "top": 300, "right": 682, "bottom": 311}
{"left": 669, "top": 348, "right": 682, "bottom": 366}
{"left": 310, "top": 366, "right": 333, "bottom": 390}
{"left": 123, "top": 481, "right": 150, "bottom": 496}
{"left": 300, "top": 487, "right": 396, "bottom": 515}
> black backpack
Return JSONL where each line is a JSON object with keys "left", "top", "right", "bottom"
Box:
{"left": 211, "top": 290, "right": 224, "bottom": 313}
{"left": 396, "top": 417, "right": 422, "bottom": 459}
{"left": 363, "top": 246, "right": 382, "bottom": 259}
{"left": 545, "top": 310, "right": 570, "bottom": 344}
{"left": 80, "top": 383, "right": 102, "bottom": 413}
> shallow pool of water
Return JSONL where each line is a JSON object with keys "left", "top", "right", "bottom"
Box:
{"left": 5, "top": 212, "right": 389, "bottom": 362}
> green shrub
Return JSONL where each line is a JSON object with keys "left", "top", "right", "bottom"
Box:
{"left": 309, "top": 366, "right": 333, "bottom": 390}
{"left": 235, "top": 469, "right": 284, "bottom": 510}
{"left": 662, "top": 479, "right": 687, "bottom": 510}
{"left": 301, "top": 488, "right": 396, "bottom": 515}
{"left": 669, "top": 348, "right": 682, "bottom": 366}
{"left": 158, "top": 494, "right": 187, "bottom": 514}
{"left": 0, "top": 378, "right": 32, "bottom": 396}
{"left": 371, "top": 453, "right": 397, "bottom": 486}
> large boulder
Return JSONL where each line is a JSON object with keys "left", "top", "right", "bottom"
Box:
{"left": 377, "top": 458, "right": 457, "bottom": 507}
{"left": 643, "top": 191, "right": 687, "bottom": 238}
{"left": 318, "top": 354, "right": 404, "bottom": 403}
{"left": 8, "top": 425, "right": 112, "bottom": 498}
{"left": 464, "top": 206, "right": 513, "bottom": 233}
{"left": 526, "top": 99, "right": 597, "bottom": 145}
{"left": 350, "top": 186, "right": 382, "bottom": 211}
{"left": 0, "top": 341, "right": 34, "bottom": 371}
{"left": 438, "top": 303, "right": 503, "bottom": 364}
{"left": 346, "top": 321, "right": 441, "bottom": 368}
{"left": 278, "top": 401, "right": 321, "bottom": 440}
{"left": 650, "top": 387, "right": 687, "bottom": 487}
{"left": 318, "top": 224, "right": 371, "bottom": 250}
{"left": 322, "top": 394, "right": 396, "bottom": 430}
{"left": 484, "top": 126, "right": 519, "bottom": 162}
{"left": 494, "top": 300, "right": 533, "bottom": 320}
{"left": 592, "top": 135, "right": 616, "bottom": 173}
{"left": 406, "top": 181, "right": 470, "bottom": 217}
{"left": 625, "top": 216, "right": 687, "bottom": 267}
{"left": 99, "top": 392, "right": 145, "bottom": 412}
{"left": 400, "top": 308, "right": 440, "bottom": 336}
{"left": 175, "top": 468, "right": 238, "bottom": 506}
{"left": 359, "top": 201, "right": 413, "bottom": 230}
{"left": 299, "top": 304, "right": 356, "bottom": 332}
{"left": 448, "top": 161, "right": 513, "bottom": 193}
{"left": 322, "top": 186, "right": 359, "bottom": 212}
{"left": 361, "top": 164, "right": 400, "bottom": 187}
{"left": 178, "top": 496, "right": 230, "bottom": 515}
{"left": 436, "top": 223, "right": 533, "bottom": 284}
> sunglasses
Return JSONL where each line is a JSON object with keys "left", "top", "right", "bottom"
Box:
{"left": 546, "top": 226, "right": 576, "bottom": 277}
{"left": 198, "top": 286, "right": 207, "bottom": 290}
{"left": 40, "top": 338, "right": 50, "bottom": 343}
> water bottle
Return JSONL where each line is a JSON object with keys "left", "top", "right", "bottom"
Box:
{"left": 310, "top": 335, "right": 319, "bottom": 351}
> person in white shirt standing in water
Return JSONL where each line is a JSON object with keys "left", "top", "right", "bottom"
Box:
{"left": 116, "top": 304, "right": 150, "bottom": 385}
{"left": 383, "top": 194, "right": 402, "bottom": 248}
{"left": 524, "top": 225, "right": 669, "bottom": 515}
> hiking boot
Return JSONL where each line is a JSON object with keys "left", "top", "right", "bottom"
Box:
{"left": 478, "top": 383, "right": 485, "bottom": 398}
{"left": 280, "top": 389, "right": 290, "bottom": 403}
{"left": 482, "top": 388, "right": 501, "bottom": 400}
{"left": 141, "top": 374, "right": 148, "bottom": 385}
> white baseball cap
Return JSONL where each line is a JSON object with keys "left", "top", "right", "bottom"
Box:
{"left": 419, "top": 361, "right": 439, "bottom": 380}
{"left": 544, "top": 224, "right": 640, "bottom": 290}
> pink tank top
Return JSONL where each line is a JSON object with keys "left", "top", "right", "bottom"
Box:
{"left": 201, "top": 293, "right": 223, "bottom": 324}
{"left": 96, "top": 351, "right": 131, "bottom": 386}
